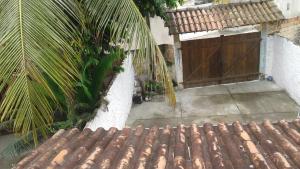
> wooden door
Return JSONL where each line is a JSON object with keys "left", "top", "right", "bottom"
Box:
{"left": 181, "top": 32, "right": 260, "bottom": 88}
{"left": 221, "top": 33, "right": 260, "bottom": 84}
{"left": 182, "top": 37, "right": 222, "bottom": 88}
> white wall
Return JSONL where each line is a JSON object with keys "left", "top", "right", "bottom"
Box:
{"left": 179, "top": 25, "right": 259, "bottom": 41}
{"left": 274, "top": 0, "right": 300, "bottom": 18}
{"left": 173, "top": 35, "right": 184, "bottom": 88}
{"left": 265, "top": 35, "right": 274, "bottom": 76}
{"left": 85, "top": 54, "right": 135, "bottom": 130}
{"left": 266, "top": 36, "right": 300, "bottom": 104}
{"left": 150, "top": 16, "right": 174, "bottom": 45}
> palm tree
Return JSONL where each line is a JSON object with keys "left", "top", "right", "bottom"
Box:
{"left": 0, "top": 0, "right": 175, "bottom": 144}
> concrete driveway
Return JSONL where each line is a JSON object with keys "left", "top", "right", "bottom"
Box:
{"left": 126, "top": 80, "right": 300, "bottom": 127}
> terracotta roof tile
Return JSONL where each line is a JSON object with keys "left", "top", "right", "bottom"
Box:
{"left": 166, "top": 0, "right": 284, "bottom": 34}
{"left": 242, "top": 4, "right": 256, "bottom": 25}
{"left": 267, "top": 1, "right": 285, "bottom": 20}
{"left": 15, "top": 119, "right": 300, "bottom": 169}
{"left": 191, "top": 10, "right": 201, "bottom": 32}
{"left": 293, "top": 118, "right": 300, "bottom": 128}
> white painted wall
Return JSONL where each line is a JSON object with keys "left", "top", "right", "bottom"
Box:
{"left": 274, "top": 0, "right": 300, "bottom": 18}
{"left": 265, "top": 35, "right": 274, "bottom": 77}
{"left": 85, "top": 54, "right": 135, "bottom": 130}
{"left": 179, "top": 25, "right": 259, "bottom": 41}
{"left": 260, "top": 25, "right": 268, "bottom": 74}
{"left": 173, "top": 35, "right": 184, "bottom": 88}
{"left": 150, "top": 16, "right": 174, "bottom": 45}
{"left": 266, "top": 35, "right": 300, "bottom": 104}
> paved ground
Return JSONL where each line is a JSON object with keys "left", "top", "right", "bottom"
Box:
{"left": 126, "top": 80, "right": 300, "bottom": 127}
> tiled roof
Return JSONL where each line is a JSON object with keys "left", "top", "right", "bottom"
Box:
{"left": 165, "top": 0, "right": 284, "bottom": 34}
{"left": 15, "top": 119, "right": 300, "bottom": 169}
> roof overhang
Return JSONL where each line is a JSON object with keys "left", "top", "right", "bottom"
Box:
{"left": 165, "top": 0, "right": 285, "bottom": 35}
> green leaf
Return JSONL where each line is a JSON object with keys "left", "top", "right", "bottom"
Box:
{"left": 91, "top": 48, "right": 122, "bottom": 98}
{"left": 0, "top": 0, "right": 80, "bottom": 145}
{"left": 87, "top": 0, "right": 176, "bottom": 105}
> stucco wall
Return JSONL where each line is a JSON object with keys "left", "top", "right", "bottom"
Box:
{"left": 274, "top": 0, "right": 300, "bottom": 18}
{"left": 265, "top": 35, "right": 274, "bottom": 77}
{"left": 85, "top": 54, "right": 135, "bottom": 130}
{"left": 173, "top": 35, "right": 184, "bottom": 88}
{"left": 149, "top": 16, "right": 174, "bottom": 45}
{"left": 260, "top": 25, "right": 267, "bottom": 74}
{"left": 179, "top": 25, "right": 259, "bottom": 41}
{"left": 266, "top": 35, "right": 300, "bottom": 105}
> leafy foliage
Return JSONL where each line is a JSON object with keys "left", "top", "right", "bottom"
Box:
{"left": 0, "top": 0, "right": 79, "bottom": 145}
{"left": 0, "top": 0, "right": 176, "bottom": 148}
{"left": 52, "top": 1, "right": 126, "bottom": 130}
{"left": 145, "top": 81, "right": 164, "bottom": 94}
{"left": 134, "top": 0, "right": 184, "bottom": 19}
{"left": 86, "top": 0, "right": 176, "bottom": 106}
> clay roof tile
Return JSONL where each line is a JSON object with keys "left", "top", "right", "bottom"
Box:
{"left": 16, "top": 120, "right": 300, "bottom": 169}
{"left": 165, "top": 1, "right": 284, "bottom": 34}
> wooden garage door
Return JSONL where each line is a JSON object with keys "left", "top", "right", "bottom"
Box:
{"left": 182, "top": 32, "right": 260, "bottom": 88}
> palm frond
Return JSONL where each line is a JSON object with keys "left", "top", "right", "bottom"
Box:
{"left": 0, "top": 0, "right": 79, "bottom": 144}
{"left": 86, "top": 0, "right": 176, "bottom": 105}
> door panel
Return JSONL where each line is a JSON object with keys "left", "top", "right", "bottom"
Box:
{"left": 182, "top": 37, "right": 222, "bottom": 88}
{"left": 181, "top": 32, "right": 261, "bottom": 88}
{"left": 221, "top": 33, "right": 260, "bottom": 83}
